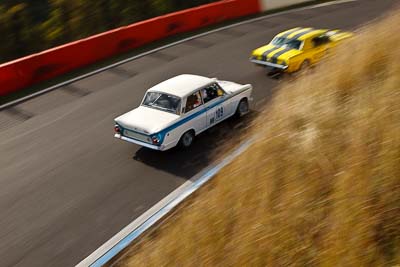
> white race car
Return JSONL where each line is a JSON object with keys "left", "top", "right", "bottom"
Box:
{"left": 114, "top": 74, "right": 253, "bottom": 151}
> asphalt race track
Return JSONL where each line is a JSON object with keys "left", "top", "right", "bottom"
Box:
{"left": 0, "top": 0, "right": 397, "bottom": 266}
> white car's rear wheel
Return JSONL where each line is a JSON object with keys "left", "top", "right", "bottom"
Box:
{"left": 179, "top": 130, "right": 195, "bottom": 148}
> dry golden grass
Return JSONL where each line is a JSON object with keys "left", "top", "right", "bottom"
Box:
{"left": 117, "top": 11, "right": 400, "bottom": 267}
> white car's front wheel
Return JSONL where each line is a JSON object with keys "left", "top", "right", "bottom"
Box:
{"left": 179, "top": 130, "right": 195, "bottom": 149}
{"left": 235, "top": 99, "right": 249, "bottom": 118}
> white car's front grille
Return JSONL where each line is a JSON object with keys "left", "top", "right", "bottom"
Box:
{"left": 124, "top": 130, "right": 152, "bottom": 144}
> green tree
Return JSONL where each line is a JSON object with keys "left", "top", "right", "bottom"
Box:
{"left": 0, "top": 5, "right": 13, "bottom": 62}
{"left": 170, "top": 0, "right": 215, "bottom": 10}
{"left": 0, "top": 3, "right": 42, "bottom": 61}
{"left": 0, "top": 0, "right": 220, "bottom": 63}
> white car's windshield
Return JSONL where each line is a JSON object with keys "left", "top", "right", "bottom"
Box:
{"left": 142, "top": 92, "right": 181, "bottom": 115}
{"left": 272, "top": 37, "right": 302, "bottom": 50}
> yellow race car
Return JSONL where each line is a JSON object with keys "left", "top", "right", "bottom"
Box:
{"left": 250, "top": 27, "right": 352, "bottom": 73}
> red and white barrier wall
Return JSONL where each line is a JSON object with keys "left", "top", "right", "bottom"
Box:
{"left": 0, "top": 0, "right": 310, "bottom": 97}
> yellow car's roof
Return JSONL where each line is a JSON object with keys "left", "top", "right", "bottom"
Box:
{"left": 276, "top": 27, "right": 328, "bottom": 41}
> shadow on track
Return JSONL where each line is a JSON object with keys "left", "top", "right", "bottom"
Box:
{"left": 132, "top": 114, "right": 257, "bottom": 179}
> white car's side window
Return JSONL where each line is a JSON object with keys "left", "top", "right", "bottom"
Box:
{"left": 184, "top": 90, "right": 203, "bottom": 113}
{"left": 201, "top": 83, "right": 225, "bottom": 104}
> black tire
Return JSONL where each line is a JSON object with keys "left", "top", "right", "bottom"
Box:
{"left": 178, "top": 130, "right": 195, "bottom": 149}
{"left": 325, "top": 48, "right": 331, "bottom": 56}
{"left": 235, "top": 98, "right": 249, "bottom": 118}
{"left": 298, "top": 60, "right": 310, "bottom": 72}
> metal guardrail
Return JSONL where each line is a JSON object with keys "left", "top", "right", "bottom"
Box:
{"left": 77, "top": 139, "right": 253, "bottom": 266}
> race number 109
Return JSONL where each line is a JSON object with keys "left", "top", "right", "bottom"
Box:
{"left": 216, "top": 107, "right": 224, "bottom": 119}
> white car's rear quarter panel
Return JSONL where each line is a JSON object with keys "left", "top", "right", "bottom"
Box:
{"left": 161, "top": 108, "right": 208, "bottom": 149}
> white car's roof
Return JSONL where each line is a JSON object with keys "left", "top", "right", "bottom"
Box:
{"left": 147, "top": 74, "right": 214, "bottom": 98}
